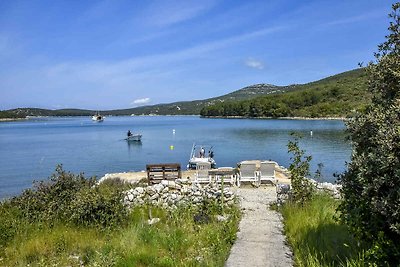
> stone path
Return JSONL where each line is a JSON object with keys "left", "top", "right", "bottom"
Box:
{"left": 225, "top": 187, "right": 293, "bottom": 267}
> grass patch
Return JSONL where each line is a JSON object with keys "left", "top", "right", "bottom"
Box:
{"left": 281, "top": 194, "right": 367, "bottom": 266}
{"left": 1, "top": 195, "right": 240, "bottom": 266}
{"left": 0, "top": 167, "right": 241, "bottom": 266}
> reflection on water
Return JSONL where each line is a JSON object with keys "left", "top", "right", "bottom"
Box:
{"left": 0, "top": 116, "right": 351, "bottom": 198}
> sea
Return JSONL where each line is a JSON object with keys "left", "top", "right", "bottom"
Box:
{"left": 0, "top": 116, "right": 351, "bottom": 199}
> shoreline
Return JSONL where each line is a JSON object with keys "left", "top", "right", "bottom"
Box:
{"left": 1, "top": 115, "right": 348, "bottom": 121}
{"left": 201, "top": 115, "right": 347, "bottom": 121}
{"left": 0, "top": 118, "right": 26, "bottom": 122}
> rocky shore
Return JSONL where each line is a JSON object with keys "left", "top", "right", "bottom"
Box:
{"left": 123, "top": 178, "right": 236, "bottom": 210}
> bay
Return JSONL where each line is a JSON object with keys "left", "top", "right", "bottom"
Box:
{"left": 0, "top": 116, "right": 351, "bottom": 199}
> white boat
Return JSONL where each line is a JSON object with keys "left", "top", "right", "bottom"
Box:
{"left": 92, "top": 112, "right": 104, "bottom": 122}
{"left": 125, "top": 134, "right": 142, "bottom": 142}
{"left": 187, "top": 144, "right": 216, "bottom": 170}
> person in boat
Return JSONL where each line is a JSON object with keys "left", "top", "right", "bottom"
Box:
{"left": 127, "top": 130, "right": 132, "bottom": 137}
{"left": 200, "top": 147, "right": 205, "bottom": 158}
{"left": 209, "top": 150, "right": 214, "bottom": 158}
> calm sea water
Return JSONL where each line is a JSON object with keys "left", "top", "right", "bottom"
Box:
{"left": 0, "top": 116, "right": 351, "bottom": 199}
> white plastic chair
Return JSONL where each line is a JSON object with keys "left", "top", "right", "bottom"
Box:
{"left": 238, "top": 162, "right": 258, "bottom": 187}
{"left": 259, "top": 161, "right": 277, "bottom": 185}
{"left": 195, "top": 162, "right": 211, "bottom": 183}
{"left": 215, "top": 167, "right": 235, "bottom": 185}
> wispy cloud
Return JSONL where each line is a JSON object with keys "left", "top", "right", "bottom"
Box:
{"left": 245, "top": 58, "right": 264, "bottom": 70}
{"left": 142, "top": 0, "right": 216, "bottom": 28}
{"left": 131, "top": 97, "right": 151, "bottom": 106}
{"left": 324, "top": 10, "right": 384, "bottom": 27}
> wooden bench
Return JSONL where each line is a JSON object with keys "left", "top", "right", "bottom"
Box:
{"left": 146, "top": 163, "right": 182, "bottom": 184}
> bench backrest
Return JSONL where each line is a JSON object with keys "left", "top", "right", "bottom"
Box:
{"left": 146, "top": 163, "right": 181, "bottom": 184}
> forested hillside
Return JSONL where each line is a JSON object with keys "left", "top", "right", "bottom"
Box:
{"left": 200, "top": 68, "right": 369, "bottom": 118}
{"left": 4, "top": 68, "right": 369, "bottom": 118}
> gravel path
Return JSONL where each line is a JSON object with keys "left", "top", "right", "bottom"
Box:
{"left": 225, "top": 187, "right": 293, "bottom": 267}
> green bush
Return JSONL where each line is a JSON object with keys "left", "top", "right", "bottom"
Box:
{"left": 10, "top": 165, "right": 129, "bottom": 229}
{"left": 287, "top": 133, "right": 315, "bottom": 204}
{"left": 69, "top": 183, "right": 128, "bottom": 228}
{"left": 0, "top": 201, "right": 23, "bottom": 250}
{"left": 11, "top": 165, "right": 96, "bottom": 223}
{"left": 338, "top": 3, "right": 400, "bottom": 266}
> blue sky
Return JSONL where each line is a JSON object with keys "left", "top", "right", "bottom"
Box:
{"left": 0, "top": 0, "right": 394, "bottom": 110}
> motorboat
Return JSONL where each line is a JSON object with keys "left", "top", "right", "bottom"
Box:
{"left": 125, "top": 133, "right": 142, "bottom": 142}
{"left": 187, "top": 144, "right": 216, "bottom": 170}
{"left": 92, "top": 112, "right": 104, "bottom": 122}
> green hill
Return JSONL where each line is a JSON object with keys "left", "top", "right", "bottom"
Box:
{"left": 200, "top": 68, "right": 370, "bottom": 118}
{"left": 5, "top": 68, "right": 369, "bottom": 118}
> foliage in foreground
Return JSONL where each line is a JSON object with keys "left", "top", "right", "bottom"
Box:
{"left": 287, "top": 133, "right": 315, "bottom": 204}
{"left": 338, "top": 3, "right": 400, "bottom": 266}
{"left": 281, "top": 194, "right": 366, "bottom": 267}
{"left": 0, "top": 166, "right": 240, "bottom": 266}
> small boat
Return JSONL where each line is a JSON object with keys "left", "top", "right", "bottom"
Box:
{"left": 187, "top": 144, "right": 216, "bottom": 170}
{"left": 125, "top": 133, "right": 142, "bottom": 142}
{"left": 92, "top": 112, "right": 104, "bottom": 122}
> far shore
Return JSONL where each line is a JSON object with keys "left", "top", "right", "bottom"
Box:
{"left": 0, "top": 118, "right": 26, "bottom": 122}
{"left": 1, "top": 115, "right": 349, "bottom": 121}
{"left": 201, "top": 115, "right": 348, "bottom": 121}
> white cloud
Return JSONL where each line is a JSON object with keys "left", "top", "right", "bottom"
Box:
{"left": 324, "top": 10, "right": 383, "bottom": 27}
{"left": 245, "top": 58, "right": 264, "bottom": 70}
{"left": 131, "top": 97, "right": 151, "bottom": 106}
{"left": 142, "top": 0, "right": 216, "bottom": 28}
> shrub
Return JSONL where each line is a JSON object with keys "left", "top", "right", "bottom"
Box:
{"left": 11, "top": 165, "right": 96, "bottom": 223}
{"left": 69, "top": 183, "right": 128, "bottom": 228}
{"left": 287, "top": 133, "right": 315, "bottom": 204}
{"left": 338, "top": 3, "right": 400, "bottom": 266}
{"left": 0, "top": 201, "right": 23, "bottom": 250}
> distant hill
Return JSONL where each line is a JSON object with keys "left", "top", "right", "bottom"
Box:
{"left": 6, "top": 83, "right": 297, "bottom": 117}
{"left": 5, "top": 68, "right": 369, "bottom": 118}
{"left": 200, "top": 68, "right": 370, "bottom": 118}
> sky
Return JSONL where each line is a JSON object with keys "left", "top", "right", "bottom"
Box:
{"left": 0, "top": 0, "right": 395, "bottom": 110}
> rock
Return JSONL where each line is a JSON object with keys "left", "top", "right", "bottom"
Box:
{"left": 150, "top": 193, "right": 159, "bottom": 200}
{"left": 162, "top": 186, "right": 169, "bottom": 194}
{"left": 153, "top": 183, "right": 165, "bottom": 193}
{"left": 161, "top": 180, "right": 177, "bottom": 187}
{"left": 146, "top": 186, "right": 156, "bottom": 195}
{"left": 224, "top": 191, "right": 234, "bottom": 198}
{"left": 192, "top": 196, "right": 203, "bottom": 203}
{"left": 148, "top": 218, "right": 160, "bottom": 225}
{"left": 193, "top": 190, "right": 202, "bottom": 197}
{"left": 216, "top": 215, "right": 229, "bottom": 222}
{"left": 135, "top": 187, "right": 144, "bottom": 194}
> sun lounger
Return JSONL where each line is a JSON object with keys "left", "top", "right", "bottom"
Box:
{"left": 195, "top": 161, "right": 211, "bottom": 183}
{"left": 238, "top": 161, "right": 258, "bottom": 187}
{"left": 259, "top": 161, "right": 277, "bottom": 185}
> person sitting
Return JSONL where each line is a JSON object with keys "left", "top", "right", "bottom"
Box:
{"left": 200, "top": 147, "right": 205, "bottom": 158}
{"left": 127, "top": 130, "right": 132, "bottom": 137}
